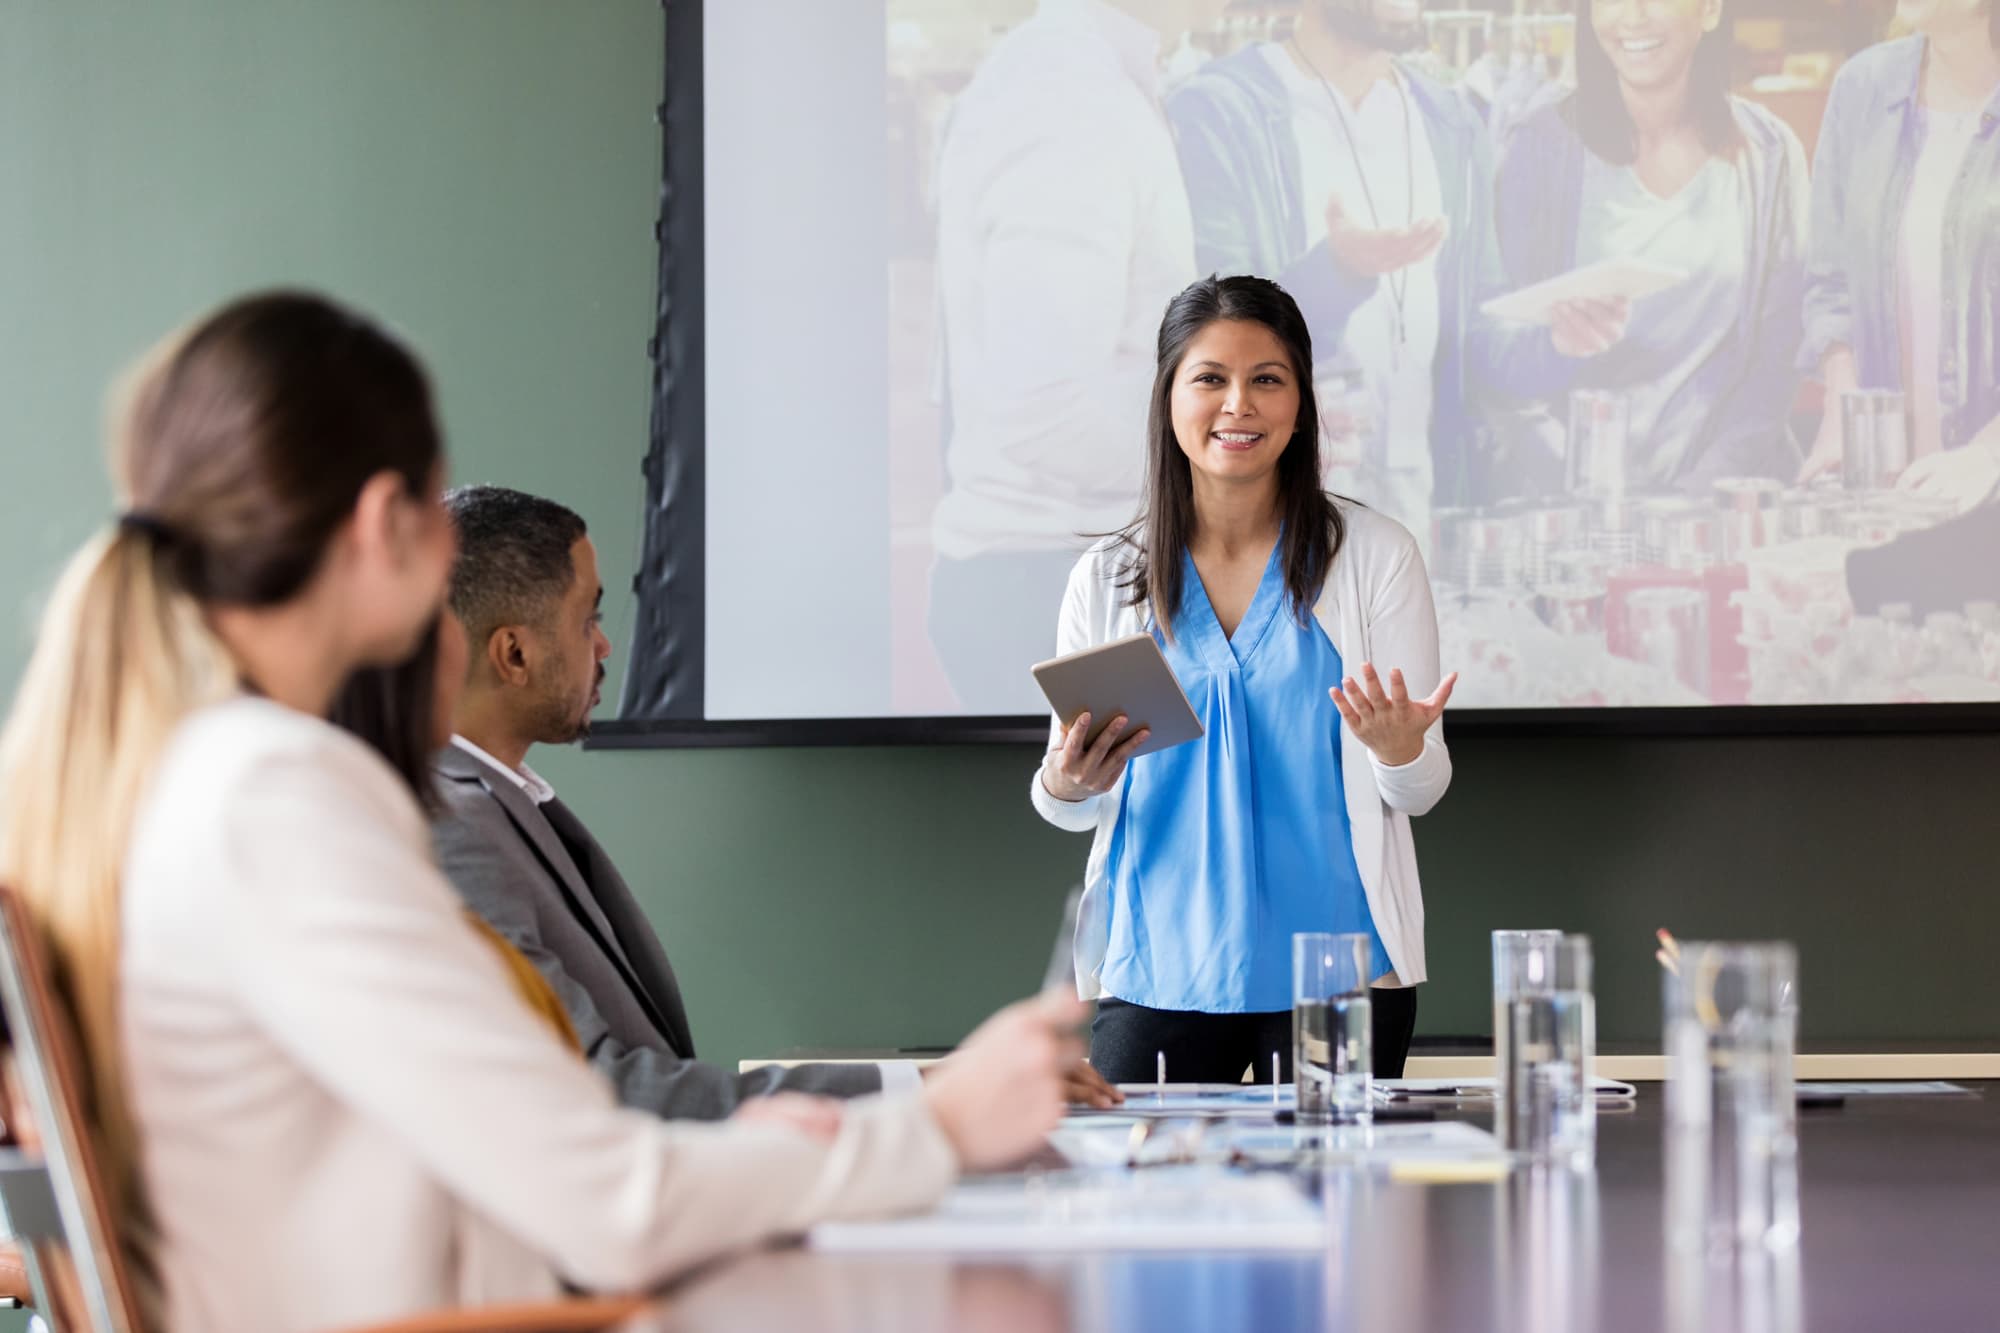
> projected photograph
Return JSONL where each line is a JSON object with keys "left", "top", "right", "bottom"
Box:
{"left": 877, "top": 0, "right": 2000, "bottom": 717}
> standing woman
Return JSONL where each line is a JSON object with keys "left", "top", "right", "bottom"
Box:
{"left": 1493, "top": 0, "right": 1809, "bottom": 495}
{"left": 0, "top": 291, "right": 1072, "bottom": 1333}
{"left": 1033, "top": 275, "right": 1456, "bottom": 1084}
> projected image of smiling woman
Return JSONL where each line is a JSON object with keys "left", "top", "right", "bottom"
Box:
{"left": 1492, "top": 0, "right": 1810, "bottom": 495}
{"left": 1029, "top": 275, "right": 1456, "bottom": 1085}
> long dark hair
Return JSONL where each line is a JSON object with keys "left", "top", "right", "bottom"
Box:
{"left": 1113, "top": 275, "right": 1343, "bottom": 640}
{"left": 328, "top": 614, "right": 446, "bottom": 811}
{"left": 1568, "top": 0, "right": 1743, "bottom": 165}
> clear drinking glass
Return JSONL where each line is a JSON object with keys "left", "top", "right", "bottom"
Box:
{"left": 1492, "top": 929, "right": 1562, "bottom": 1116}
{"left": 1294, "top": 932, "right": 1373, "bottom": 1124}
{"left": 1496, "top": 1161, "right": 1602, "bottom": 1333}
{"left": 1567, "top": 389, "right": 1630, "bottom": 497}
{"left": 1492, "top": 931, "right": 1596, "bottom": 1164}
{"left": 1664, "top": 941, "right": 1800, "bottom": 1255}
{"left": 1839, "top": 389, "right": 1909, "bottom": 491}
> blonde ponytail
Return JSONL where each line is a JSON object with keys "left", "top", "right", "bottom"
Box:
{"left": 0, "top": 522, "right": 237, "bottom": 1232}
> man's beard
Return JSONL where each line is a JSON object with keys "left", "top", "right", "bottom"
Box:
{"left": 1317, "top": 0, "right": 1428, "bottom": 54}
{"left": 533, "top": 662, "right": 604, "bottom": 746}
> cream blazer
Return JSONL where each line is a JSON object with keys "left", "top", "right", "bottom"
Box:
{"left": 121, "top": 697, "right": 955, "bottom": 1333}
{"left": 1029, "top": 500, "right": 1453, "bottom": 993}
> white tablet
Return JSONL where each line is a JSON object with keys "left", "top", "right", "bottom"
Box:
{"left": 1479, "top": 257, "right": 1686, "bottom": 325}
{"left": 1031, "top": 633, "right": 1203, "bottom": 760}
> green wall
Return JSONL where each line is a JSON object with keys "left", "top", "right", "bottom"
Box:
{"left": 4, "top": 0, "right": 1997, "bottom": 1142}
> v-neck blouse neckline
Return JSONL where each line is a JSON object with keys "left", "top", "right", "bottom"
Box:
{"left": 1176, "top": 541, "right": 1286, "bottom": 673}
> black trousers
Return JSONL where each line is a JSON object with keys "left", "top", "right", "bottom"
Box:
{"left": 1091, "top": 988, "right": 1418, "bottom": 1085}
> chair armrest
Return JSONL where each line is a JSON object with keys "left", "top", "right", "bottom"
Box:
{"left": 333, "top": 1296, "right": 655, "bottom": 1333}
{"left": 0, "top": 1237, "right": 32, "bottom": 1307}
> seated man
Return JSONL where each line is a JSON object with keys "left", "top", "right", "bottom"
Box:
{"left": 434, "top": 486, "right": 1114, "bottom": 1117}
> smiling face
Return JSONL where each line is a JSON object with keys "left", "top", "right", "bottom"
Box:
{"left": 1168, "top": 319, "right": 1303, "bottom": 489}
{"left": 1589, "top": 0, "right": 1720, "bottom": 95}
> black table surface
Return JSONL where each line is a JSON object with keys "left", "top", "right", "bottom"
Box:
{"left": 630, "top": 1082, "right": 1996, "bottom": 1333}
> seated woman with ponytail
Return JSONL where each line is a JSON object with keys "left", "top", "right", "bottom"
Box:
{"left": 0, "top": 291, "right": 1082, "bottom": 1333}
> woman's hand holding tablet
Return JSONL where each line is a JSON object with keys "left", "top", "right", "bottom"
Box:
{"left": 1040, "top": 710, "right": 1152, "bottom": 801}
{"left": 1033, "top": 633, "right": 1204, "bottom": 801}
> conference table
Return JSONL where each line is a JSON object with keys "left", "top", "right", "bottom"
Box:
{"left": 633, "top": 1082, "right": 1997, "bottom": 1333}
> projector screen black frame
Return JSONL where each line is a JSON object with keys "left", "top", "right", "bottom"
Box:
{"left": 590, "top": 0, "right": 2000, "bottom": 752}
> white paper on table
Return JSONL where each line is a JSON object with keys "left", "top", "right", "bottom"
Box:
{"left": 1047, "top": 1119, "right": 1151, "bottom": 1167}
{"left": 1375, "top": 1076, "right": 1637, "bottom": 1101}
{"left": 808, "top": 1169, "right": 1325, "bottom": 1254}
{"left": 1087, "top": 1082, "right": 1295, "bottom": 1117}
{"left": 1795, "top": 1080, "right": 1974, "bottom": 1096}
{"left": 1224, "top": 1119, "right": 1502, "bottom": 1162}
{"left": 1479, "top": 258, "right": 1686, "bottom": 324}
{"left": 1048, "top": 1114, "right": 1504, "bottom": 1170}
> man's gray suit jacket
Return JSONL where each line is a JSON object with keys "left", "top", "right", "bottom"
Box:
{"left": 431, "top": 744, "right": 883, "bottom": 1119}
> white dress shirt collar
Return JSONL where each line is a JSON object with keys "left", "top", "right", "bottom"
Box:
{"left": 450, "top": 734, "right": 556, "bottom": 806}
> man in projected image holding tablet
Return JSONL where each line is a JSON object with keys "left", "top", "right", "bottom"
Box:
{"left": 1032, "top": 275, "right": 1455, "bottom": 1085}
{"left": 926, "top": 0, "right": 1227, "bottom": 714}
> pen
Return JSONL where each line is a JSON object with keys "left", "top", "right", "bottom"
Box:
{"left": 1661, "top": 927, "right": 1794, "bottom": 1018}
{"left": 1656, "top": 926, "right": 1681, "bottom": 977}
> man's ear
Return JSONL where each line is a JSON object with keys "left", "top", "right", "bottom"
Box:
{"left": 484, "top": 624, "right": 536, "bottom": 689}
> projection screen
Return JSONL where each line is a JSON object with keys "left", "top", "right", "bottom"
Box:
{"left": 600, "top": 0, "right": 2000, "bottom": 746}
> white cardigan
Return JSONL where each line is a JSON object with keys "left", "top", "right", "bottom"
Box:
{"left": 1030, "top": 500, "right": 1452, "bottom": 994}
{"left": 121, "top": 697, "right": 956, "bottom": 1333}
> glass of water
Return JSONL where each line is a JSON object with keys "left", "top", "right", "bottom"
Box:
{"left": 1293, "top": 932, "right": 1372, "bottom": 1124}
{"left": 1492, "top": 931, "right": 1596, "bottom": 1165}
{"left": 1664, "top": 941, "right": 1800, "bottom": 1254}
{"left": 1566, "top": 389, "right": 1630, "bottom": 497}
{"left": 1838, "top": 389, "right": 1909, "bottom": 491}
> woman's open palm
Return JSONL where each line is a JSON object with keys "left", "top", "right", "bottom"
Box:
{"left": 1330, "top": 663, "right": 1457, "bottom": 766}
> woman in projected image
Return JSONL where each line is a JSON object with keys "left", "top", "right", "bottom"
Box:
{"left": 1031, "top": 275, "right": 1455, "bottom": 1084}
{"left": 1802, "top": 0, "right": 2000, "bottom": 613}
{"left": 1167, "top": 0, "right": 1628, "bottom": 547}
{"left": 1491, "top": 0, "right": 1809, "bottom": 496}
{"left": 1799, "top": 0, "right": 2000, "bottom": 512}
